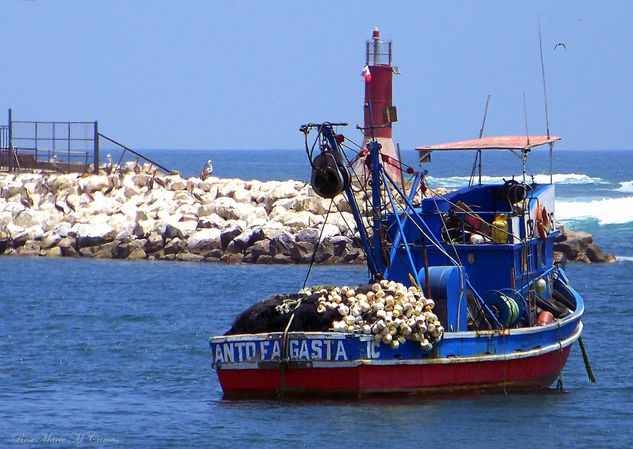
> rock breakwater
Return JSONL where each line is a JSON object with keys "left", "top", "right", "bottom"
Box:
{"left": 0, "top": 169, "right": 365, "bottom": 264}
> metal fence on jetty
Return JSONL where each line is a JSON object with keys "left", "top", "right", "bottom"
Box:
{"left": 1, "top": 108, "right": 169, "bottom": 174}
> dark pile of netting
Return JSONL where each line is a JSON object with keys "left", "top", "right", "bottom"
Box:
{"left": 225, "top": 292, "right": 342, "bottom": 335}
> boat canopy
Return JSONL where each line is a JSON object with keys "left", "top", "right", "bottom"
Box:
{"left": 416, "top": 135, "right": 561, "bottom": 152}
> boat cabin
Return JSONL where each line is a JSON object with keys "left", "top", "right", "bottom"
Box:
{"left": 381, "top": 136, "right": 561, "bottom": 332}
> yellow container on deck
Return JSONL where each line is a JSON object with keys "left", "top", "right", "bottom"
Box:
{"left": 491, "top": 214, "right": 509, "bottom": 244}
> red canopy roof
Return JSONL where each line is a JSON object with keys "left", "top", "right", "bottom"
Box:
{"left": 415, "top": 135, "right": 561, "bottom": 152}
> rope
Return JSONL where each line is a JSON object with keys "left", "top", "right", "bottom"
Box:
{"left": 578, "top": 336, "right": 597, "bottom": 382}
{"left": 557, "top": 322, "right": 564, "bottom": 390}
{"left": 502, "top": 333, "right": 508, "bottom": 395}
{"left": 302, "top": 198, "right": 335, "bottom": 289}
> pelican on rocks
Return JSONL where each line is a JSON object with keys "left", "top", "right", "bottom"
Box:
{"left": 105, "top": 154, "right": 114, "bottom": 174}
{"left": 200, "top": 159, "right": 213, "bottom": 181}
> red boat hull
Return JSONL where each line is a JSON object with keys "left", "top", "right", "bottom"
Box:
{"left": 217, "top": 345, "right": 572, "bottom": 398}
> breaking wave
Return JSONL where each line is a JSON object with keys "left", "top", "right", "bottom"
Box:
{"left": 556, "top": 196, "right": 633, "bottom": 225}
{"left": 615, "top": 180, "right": 633, "bottom": 193}
{"left": 428, "top": 173, "right": 605, "bottom": 189}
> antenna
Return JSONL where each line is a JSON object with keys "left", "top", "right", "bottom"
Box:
{"left": 522, "top": 92, "right": 530, "bottom": 184}
{"left": 523, "top": 92, "right": 530, "bottom": 144}
{"left": 538, "top": 15, "right": 551, "bottom": 139}
{"left": 479, "top": 94, "right": 491, "bottom": 139}
{"left": 471, "top": 94, "right": 491, "bottom": 185}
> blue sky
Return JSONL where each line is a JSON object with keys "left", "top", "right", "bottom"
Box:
{"left": 2, "top": 1, "right": 632, "bottom": 151}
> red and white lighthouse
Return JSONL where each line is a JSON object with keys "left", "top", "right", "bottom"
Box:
{"left": 356, "top": 27, "right": 400, "bottom": 178}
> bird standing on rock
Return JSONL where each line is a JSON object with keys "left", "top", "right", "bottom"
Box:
{"left": 20, "top": 189, "right": 34, "bottom": 208}
{"left": 200, "top": 159, "right": 213, "bottom": 181}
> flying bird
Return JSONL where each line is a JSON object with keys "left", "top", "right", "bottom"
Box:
{"left": 554, "top": 43, "right": 567, "bottom": 50}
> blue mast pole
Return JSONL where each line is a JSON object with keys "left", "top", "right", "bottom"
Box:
{"left": 369, "top": 140, "right": 384, "bottom": 276}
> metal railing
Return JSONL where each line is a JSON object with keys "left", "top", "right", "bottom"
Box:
{"left": 0, "top": 125, "right": 9, "bottom": 168}
{"left": 8, "top": 119, "right": 97, "bottom": 172}
{"left": 98, "top": 133, "right": 170, "bottom": 174}
{"left": 2, "top": 109, "right": 170, "bottom": 174}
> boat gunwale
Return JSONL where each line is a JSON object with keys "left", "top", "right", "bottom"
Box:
{"left": 209, "top": 295, "right": 584, "bottom": 344}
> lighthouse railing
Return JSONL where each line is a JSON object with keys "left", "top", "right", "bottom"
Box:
{"left": 365, "top": 41, "right": 392, "bottom": 66}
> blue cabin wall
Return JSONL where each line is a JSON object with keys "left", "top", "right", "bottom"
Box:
{"left": 381, "top": 183, "right": 558, "bottom": 325}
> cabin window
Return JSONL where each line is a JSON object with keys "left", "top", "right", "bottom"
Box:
{"left": 538, "top": 243, "right": 545, "bottom": 267}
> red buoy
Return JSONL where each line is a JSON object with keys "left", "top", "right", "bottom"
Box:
{"left": 537, "top": 310, "right": 554, "bottom": 326}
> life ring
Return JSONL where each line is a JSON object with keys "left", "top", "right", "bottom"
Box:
{"left": 536, "top": 205, "right": 550, "bottom": 240}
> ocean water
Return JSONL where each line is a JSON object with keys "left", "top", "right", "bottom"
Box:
{"left": 2, "top": 148, "right": 633, "bottom": 448}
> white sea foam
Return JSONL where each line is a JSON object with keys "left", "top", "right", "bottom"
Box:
{"left": 556, "top": 196, "right": 633, "bottom": 225}
{"left": 429, "top": 173, "right": 605, "bottom": 189}
{"left": 615, "top": 256, "right": 633, "bottom": 263}
{"left": 615, "top": 180, "right": 633, "bottom": 193}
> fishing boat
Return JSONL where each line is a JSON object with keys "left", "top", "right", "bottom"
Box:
{"left": 209, "top": 29, "right": 585, "bottom": 397}
{"left": 209, "top": 122, "right": 584, "bottom": 398}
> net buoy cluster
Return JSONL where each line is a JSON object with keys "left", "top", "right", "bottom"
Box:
{"left": 301, "top": 280, "right": 444, "bottom": 351}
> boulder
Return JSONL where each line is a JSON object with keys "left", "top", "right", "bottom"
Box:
{"left": 296, "top": 228, "right": 320, "bottom": 244}
{"left": 315, "top": 240, "right": 335, "bottom": 264}
{"left": 218, "top": 180, "right": 244, "bottom": 198}
{"left": 164, "top": 237, "right": 185, "bottom": 255}
{"left": 95, "top": 242, "right": 119, "bottom": 258}
{"left": 207, "top": 248, "right": 224, "bottom": 260}
{"left": 563, "top": 229, "right": 593, "bottom": 245}
{"left": 213, "top": 197, "right": 238, "bottom": 220}
{"left": 233, "top": 188, "right": 252, "bottom": 203}
{"left": 75, "top": 223, "right": 117, "bottom": 248}
{"left": 164, "top": 223, "right": 185, "bottom": 241}
{"left": 272, "top": 253, "right": 293, "bottom": 264}
{"left": 54, "top": 222, "right": 74, "bottom": 238}
{"left": 269, "top": 231, "right": 295, "bottom": 257}
{"left": 112, "top": 241, "right": 132, "bottom": 259}
{"left": 221, "top": 252, "right": 244, "bottom": 264}
{"left": 127, "top": 246, "right": 148, "bottom": 260}
{"left": 220, "top": 223, "right": 244, "bottom": 250}
{"left": 14, "top": 210, "right": 45, "bottom": 229}
{"left": 226, "top": 230, "right": 253, "bottom": 254}
{"left": 40, "top": 231, "right": 61, "bottom": 250}
{"left": 585, "top": 244, "right": 616, "bottom": 263}
{"left": 144, "top": 232, "right": 164, "bottom": 253}
{"left": 197, "top": 213, "right": 227, "bottom": 229}
{"left": 342, "top": 247, "right": 362, "bottom": 263}
{"left": 256, "top": 254, "right": 274, "bottom": 264}
{"left": 58, "top": 237, "right": 78, "bottom": 257}
{"left": 290, "top": 240, "right": 315, "bottom": 263}
{"left": 167, "top": 176, "right": 187, "bottom": 191}
{"left": 250, "top": 239, "right": 271, "bottom": 259}
{"left": 329, "top": 235, "right": 354, "bottom": 258}
{"left": 187, "top": 228, "right": 222, "bottom": 254}
{"left": 177, "top": 252, "right": 204, "bottom": 262}
{"left": 271, "top": 182, "right": 299, "bottom": 200}
{"left": 554, "top": 241, "right": 580, "bottom": 261}
{"left": 281, "top": 210, "right": 321, "bottom": 231}
{"left": 44, "top": 246, "right": 63, "bottom": 257}
{"left": 17, "top": 240, "right": 41, "bottom": 256}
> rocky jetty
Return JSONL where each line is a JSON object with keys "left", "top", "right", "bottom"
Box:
{"left": 0, "top": 169, "right": 615, "bottom": 264}
{"left": 554, "top": 226, "right": 616, "bottom": 264}
{"left": 0, "top": 169, "right": 365, "bottom": 264}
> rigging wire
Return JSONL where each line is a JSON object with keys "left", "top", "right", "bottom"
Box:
{"left": 302, "top": 198, "right": 335, "bottom": 289}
